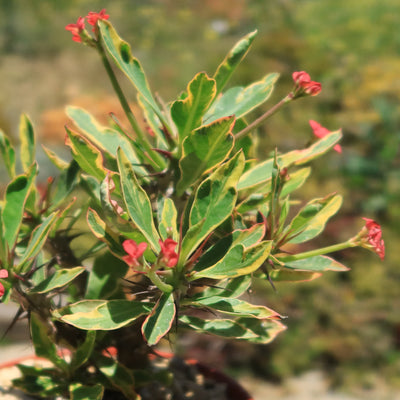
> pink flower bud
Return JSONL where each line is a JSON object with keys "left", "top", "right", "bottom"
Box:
{"left": 292, "top": 71, "right": 311, "bottom": 85}
{"left": 292, "top": 71, "right": 322, "bottom": 98}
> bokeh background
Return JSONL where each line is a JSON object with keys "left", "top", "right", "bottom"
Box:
{"left": 1, "top": 0, "right": 399, "bottom": 397}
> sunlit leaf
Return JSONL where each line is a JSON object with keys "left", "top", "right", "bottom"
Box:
{"left": 57, "top": 299, "right": 152, "bottom": 330}
{"left": 142, "top": 291, "right": 176, "bottom": 346}
{"left": 213, "top": 30, "right": 258, "bottom": 96}
{"left": 171, "top": 72, "right": 216, "bottom": 143}
{"left": 176, "top": 116, "right": 235, "bottom": 195}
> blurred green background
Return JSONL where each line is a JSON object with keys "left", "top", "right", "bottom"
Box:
{"left": 1, "top": 0, "right": 399, "bottom": 393}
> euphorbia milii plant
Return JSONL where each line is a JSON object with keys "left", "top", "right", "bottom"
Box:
{"left": 0, "top": 9, "right": 384, "bottom": 400}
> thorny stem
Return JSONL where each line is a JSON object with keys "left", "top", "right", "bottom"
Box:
{"left": 235, "top": 95, "right": 292, "bottom": 140}
{"left": 95, "top": 39, "right": 166, "bottom": 170}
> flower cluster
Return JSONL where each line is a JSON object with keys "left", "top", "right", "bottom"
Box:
{"left": 0, "top": 269, "right": 8, "bottom": 298}
{"left": 361, "top": 218, "right": 385, "bottom": 260}
{"left": 65, "top": 17, "right": 85, "bottom": 42}
{"left": 122, "top": 238, "right": 179, "bottom": 270}
{"left": 309, "top": 120, "right": 342, "bottom": 153}
{"left": 292, "top": 71, "right": 322, "bottom": 97}
{"left": 65, "top": 9, "right": 109, "bottom": 42}
{"left": 159, "top": 238, "right": 179, "bottom": 268}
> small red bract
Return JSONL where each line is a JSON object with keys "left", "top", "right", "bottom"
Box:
{"left": 309, "top": 120, "right": 342, "bottom": 153}
{"left": 86, "top": 9, "right": 110, "bottom": 30}
{"left": 65, "top": 17, "right": 85, "bottom": 42}
{"left": 292, "top": 71, "right": 311, "bottom": 85}
{"left": 0, "top": 269, "right": 9, "bottom": 298}
{"left": 122, "top": 239, "right": 148, "bottom": 267}
{"left": 159, "top": 238, "right": 179, "bottom": 268}
{"left": 362, "top": 218, "right": 385, "bottom": 260}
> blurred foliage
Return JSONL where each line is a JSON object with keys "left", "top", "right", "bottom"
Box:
{"left": 0, "top": 0, "right": 399, "bottom": 390}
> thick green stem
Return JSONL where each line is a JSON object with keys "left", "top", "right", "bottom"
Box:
{"left": 96, "top": 40, "right": 166, "bottom": 170}
{"left": 148, "top": 269, "right": 173, "bottom": 293}
{"left": 235, "top": 95, "right": 292, "bottom": 140}
{"left": 279, "top": 240, "right": 356, "bottom": 262}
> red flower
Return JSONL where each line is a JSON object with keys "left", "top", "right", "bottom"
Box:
{"left": 292, "top": 71, "right": 322, "bottom": 97}
{"left": 159, "top": 238, "right": 178, "bottom": 268}
{"left": 65, "top": 17, "right": 85, "bottom": 42}
{"left": 362, "top": 218, "right": 385, "bottom": 260}
{"left": 292, "top": 71, "right": 311, "bottom": 85}
{"left": 302, "top": 81, "right": 322, "bottom": 96}
{"left": 309, "top": 120, "right": 342, "bottom": 153}
{"left": 86, "top": 9, "right": 109, "bottom": 30}
{"left": 122, "top": 239, "right": 147, "bottom": 267}
{"left": 0, "top": 269, "right": 8, "bottom": 298}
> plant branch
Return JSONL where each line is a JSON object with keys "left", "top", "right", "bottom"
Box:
{"left": 96, "top": 40, "right": 166, "bottom": 170}
{"left": 235, "top": 95, "right": 292, "bottom": 141}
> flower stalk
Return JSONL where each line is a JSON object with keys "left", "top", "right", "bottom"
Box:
{"left": 95, "top": 38, "right": 166, "bottom": 171}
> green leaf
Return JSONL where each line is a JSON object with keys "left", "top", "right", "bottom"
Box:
{"left": 17, "top": 212, "right": 59, "bottom": 273}
{"left": 49, "top": 160, "right": 80, "bottom": 209}
{"left": 190, "top": 241, "right": 272, "bottom": 280}
{"left": 65, "top": 126, "right": 109, "bottom": 182}
{"left": 86, "top": 252, "right": 128, "bottom": 300}
{"left": 97, "top": 354, "right": 139, "bottom": 400}
{"left": 176, "top": 116, "right": 235, "bottom": 195}
{"left": 70, "top": 331, "right": 97, "bottom": 372}
{"left": 205, "top": 73, "right": 279, "bottom": 123}
{"left": 29, "top": 267, "right": 85, "bottom": 294}
{"left": 42, "top": 145, "right": 69, "bottom": 170}
{"left": 180, "top": 151, "right": 245, "bottom": 262}
{"left": 171, "top": 72, "right": 216, "bottom": 143}
{"left": 19, "top": 114, "right": 35, "bottom": 172}
{"left": 235, "top": 317, "right": 287, "bottom": 344}
{"left": 179, "top": 315, "right": 257, "bottom": 340}
{"left": 0, "top": 128, "right": 16, "bottom": 178}
{"left": 2, "top": 165, "right": 37, "bottom": 250}
{"left": 238, "top": 131, "right": 342, "bottom": 191}
{"left": 213, "top": 30, "right": 257, "bottom": 96}
{"left": 87, "top": 208, "right": 125, "bottom": 257}
{"left": 117, "top": 148, "right": 160, "bottom": 251}
{"left": 283, "top": 193, "right": 343, "bottom": 244}
{"left": 69, "top": 383, "right": 104, "bottom": 400}
{"left": 191, "top": 296, "right": 278, "bottom": 319}
{"left": 280, "top": 167, "right": 311, "bottom": 197}
{"left": 57, "top": 299, "right": 152, "bottom": 330}
{"left": 99, "top": 20, "right": 165, "bottom": 125}
{"left": 188, "top": 223, "right": 265, "bottom": 276}
{"left": 67, "top": 106, "right": 148, "bottom": 178}
{"left": 13, "top": 366, "right": 66, "bottom": 397}
{"left": 277, "top": 255, "right": 350, "bottom": 272}
{"left": 142, "top": 291, "right": 176, "bottom": 346}
{"left": 30, "top": 312, "right": 68, "bottom": 372}
{"left": 192, "top": 276, "right": 251, "bottom": 299}
{"left": 158, "top": 197, "right": 179, "bottom": 241}
{"left": 269, "top": 269, "right": 322, "bottom": 282}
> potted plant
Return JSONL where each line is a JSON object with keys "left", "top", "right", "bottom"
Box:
{"left": 0, "top": 9, "right": 384, "bottom": 400}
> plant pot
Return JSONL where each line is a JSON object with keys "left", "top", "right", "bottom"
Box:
{"left": 0, "top": 348, "right": 253, "bottom": 400}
